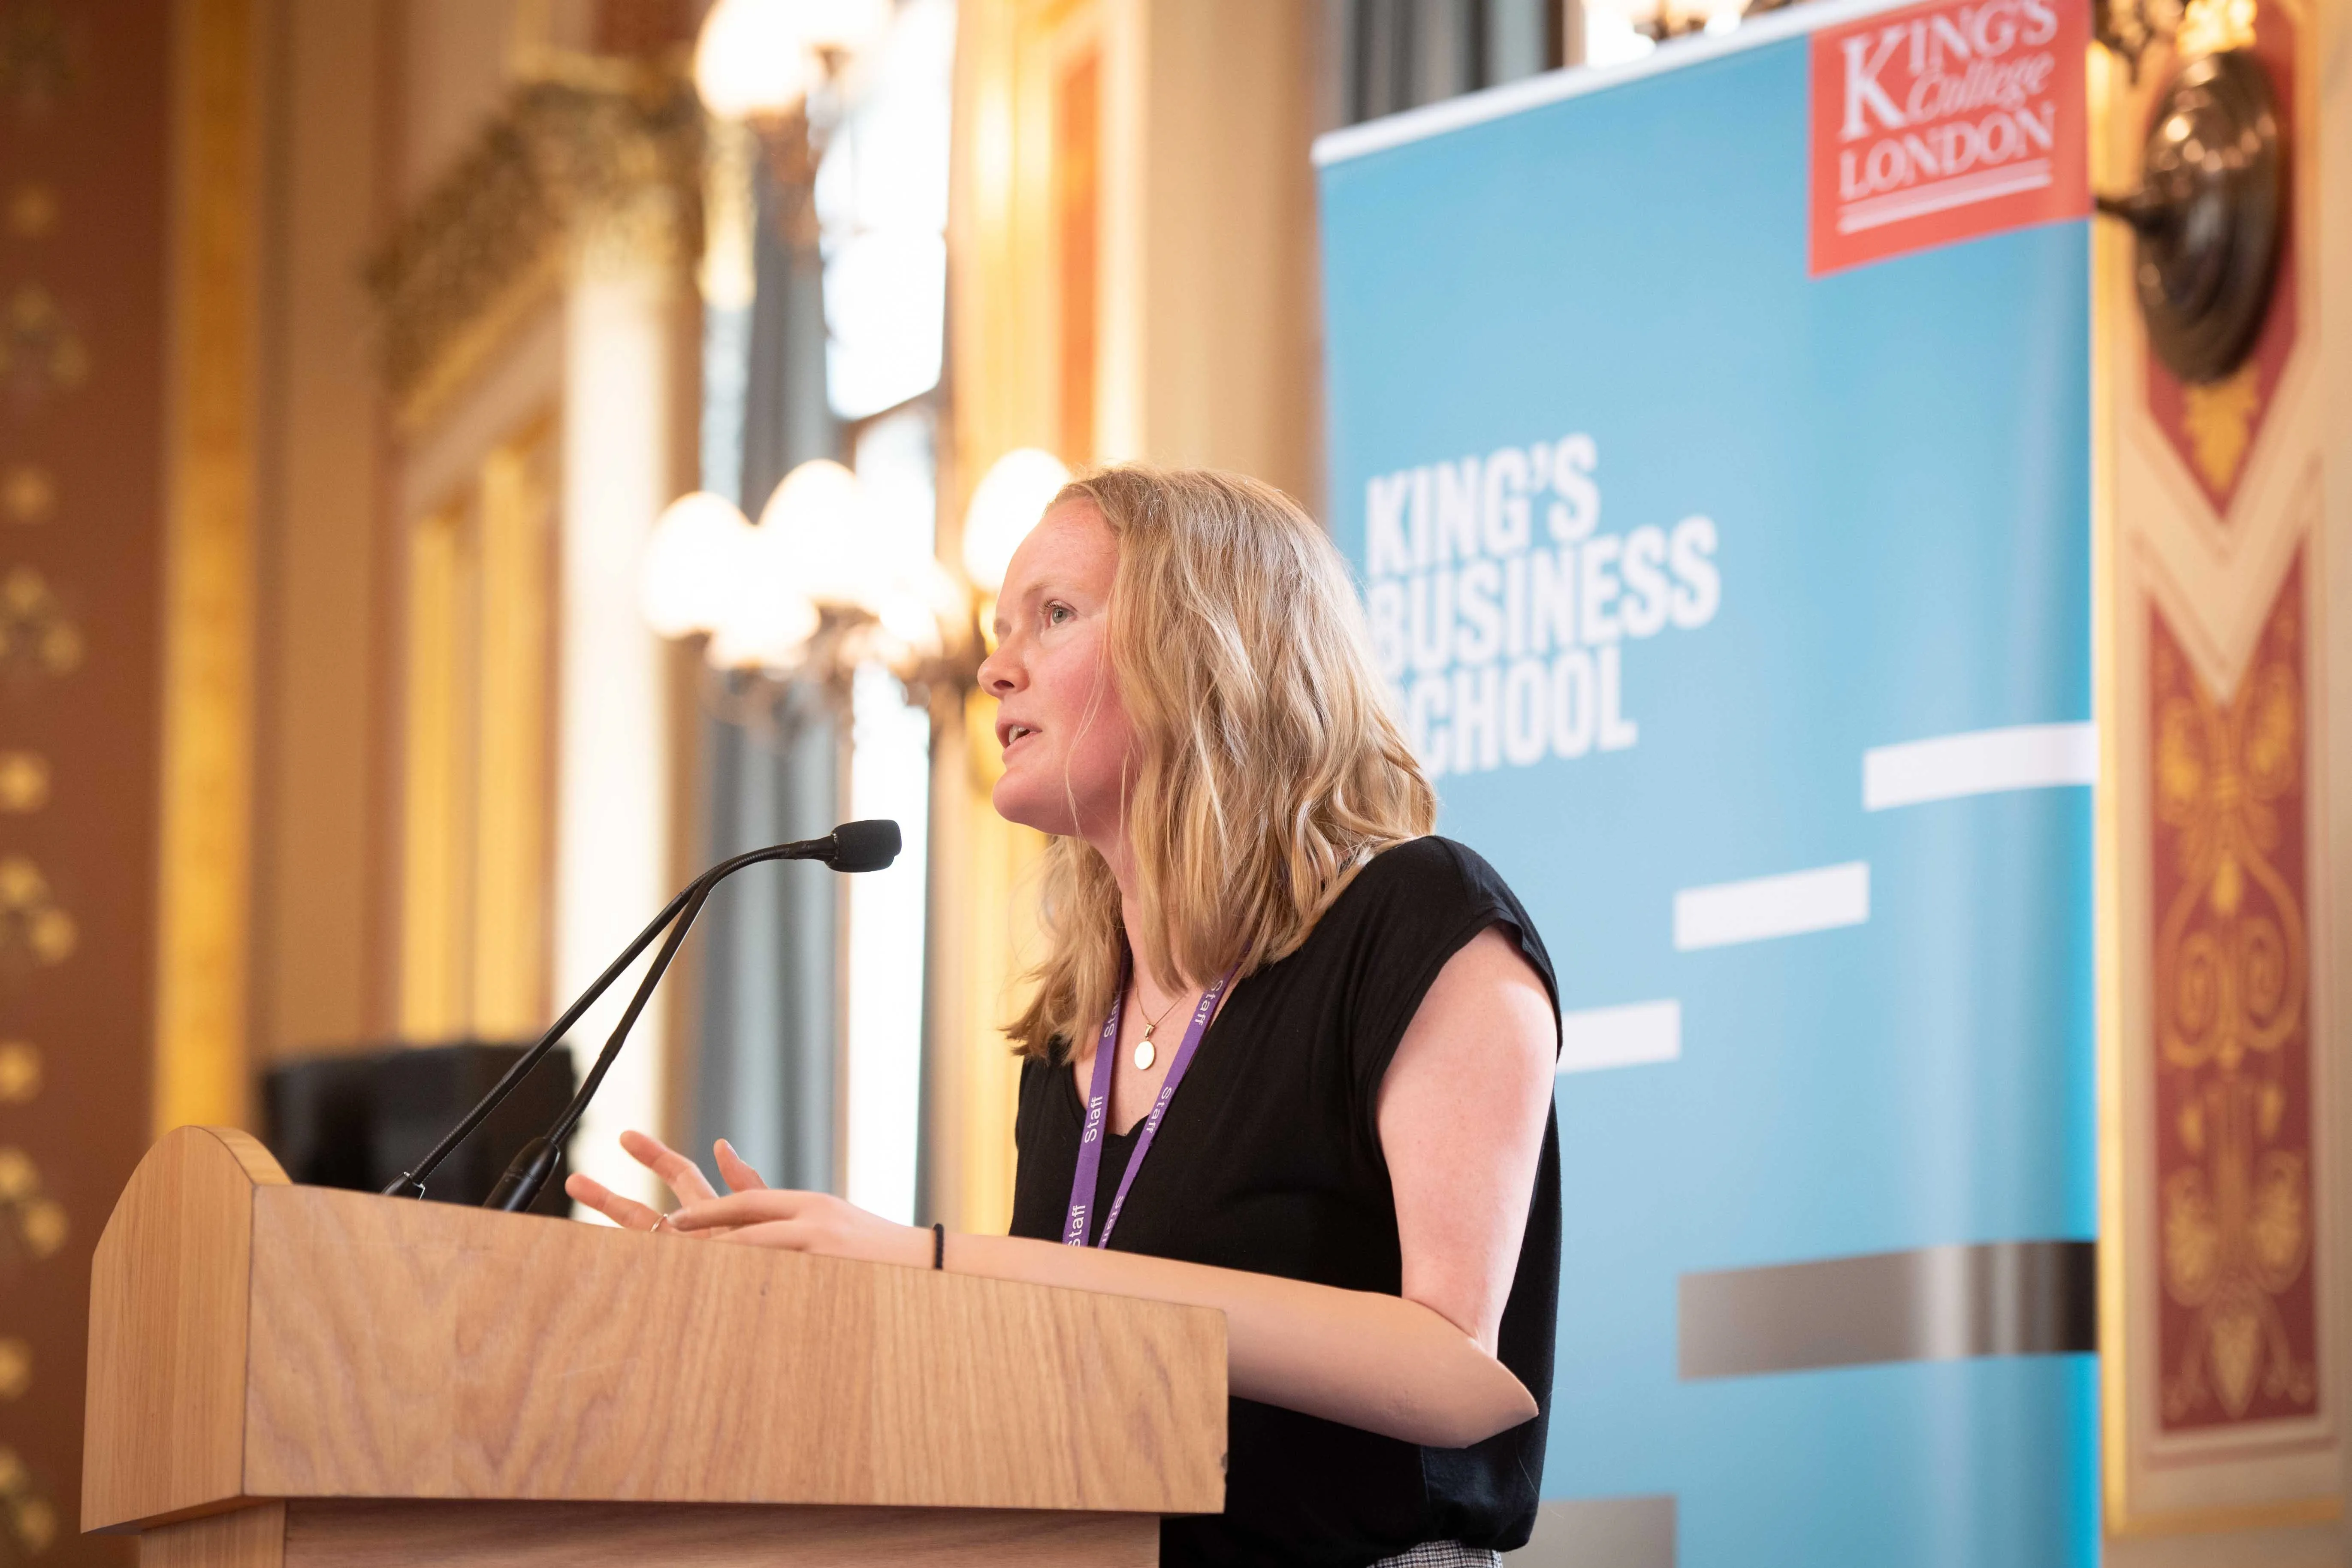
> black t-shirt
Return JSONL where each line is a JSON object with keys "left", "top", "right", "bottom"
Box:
{"left": 1009, "top": 836, "right": 1562, "bottom": 1567}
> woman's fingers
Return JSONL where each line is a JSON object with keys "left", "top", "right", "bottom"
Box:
{"left": 669, "top": 1188, "right": 817, "bottom": 1232}
{"left": 713, "top": 1138, "right": 768, "bottom": 1193}
{"left": 565, "top": 1170, "right": 666, "bottom": 1232}
{"left": 619, "top": 1128, "right": 720, "bottom": 1207}
{"left": 715, "top": 1219, "right": 817, "bottom": 1251}
{"left": 572, "top": 1131, "right": 785, "bottom": 1238}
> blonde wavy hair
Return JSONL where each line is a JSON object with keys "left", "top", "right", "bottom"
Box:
{"left": 1007, "top": 465, "right": 1437, "bottom": 1061}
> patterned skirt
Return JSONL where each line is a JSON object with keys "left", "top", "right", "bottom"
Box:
{"left": 1371, "top": 1545, "right": 1504, "bottom": 1568}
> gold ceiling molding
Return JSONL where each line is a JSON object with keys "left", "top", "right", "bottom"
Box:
{"left": 365, "top": 70, "right": 703, "bottom": 428}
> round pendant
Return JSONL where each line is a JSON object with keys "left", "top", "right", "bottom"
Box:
{"left": 1132, "top": 1038, "right": 1156, "bottom": 1071}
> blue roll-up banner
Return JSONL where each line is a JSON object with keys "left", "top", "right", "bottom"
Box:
{"left": 1317, "top": 1, "right": 2098, "bottom": 1562}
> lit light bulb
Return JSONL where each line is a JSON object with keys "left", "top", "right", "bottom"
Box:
{"left": 693, "top": 0, "right": 893, "bottom": 118}
{"left": 961, "top": 448, "right": 1071, "bottom": 592}
{"left": 795, "top": 0, "right": 894, "bottom": 54}
{"left": 758, "top": 458, "right": 894, "bottom": 610}
{"left": 708, "top": 521, "right": 821, "bottom": 671}
{"left": 693, "top": 0, "right": 819, "bottom": 118}
{"left": 873, "top": 558, "right": 964, "bottom": 659}
{"left": 640, "top": 492, "right": 753, "bottom": 637}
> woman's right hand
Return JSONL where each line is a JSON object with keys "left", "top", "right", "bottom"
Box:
{"left": 564, "top": 1129, "right": 768, "bottom": 1235}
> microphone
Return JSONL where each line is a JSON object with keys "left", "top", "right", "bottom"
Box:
{"left": 381, "top": 820, "right": 902, "bottom": 1208}
{"left": 826, "top": 818, "right": 901, "bottom": 873}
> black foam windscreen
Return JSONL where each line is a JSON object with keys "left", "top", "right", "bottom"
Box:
{"left": 828, "top": 819, "right": 902, "bottom": 873}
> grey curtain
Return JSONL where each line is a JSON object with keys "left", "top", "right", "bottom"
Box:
{"left": 1338, "top": 0, "right": 1568, "bottom": 125}
{"left": 688, "top": 171, "right": 843, "bottom": 1193}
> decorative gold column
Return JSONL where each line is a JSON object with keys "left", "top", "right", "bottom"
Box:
{"left": 469, "top": 424, "right": 556, "bottom": 1038}
{"left": 394, "top": 422, "right": 558, "bottom": 1043}
{"left": 155, "top": 0, "right": 261, "bottom": 1135}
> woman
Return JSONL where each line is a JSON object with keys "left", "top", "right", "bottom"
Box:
{"left": 571, "top": 466, "right": 1562, "bottom": 1566}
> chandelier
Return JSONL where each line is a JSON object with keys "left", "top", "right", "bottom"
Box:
{"left": 639, "top": 448, "right": 1072, "bottom": 702}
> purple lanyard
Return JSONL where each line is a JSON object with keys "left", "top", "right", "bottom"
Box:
{"left": 1062, "top": 962, "right": 1238, "bottom": 1249}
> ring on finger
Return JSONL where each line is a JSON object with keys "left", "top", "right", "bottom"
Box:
{"left": 649, "top": 1213, "right": 671, "bottom": 1234}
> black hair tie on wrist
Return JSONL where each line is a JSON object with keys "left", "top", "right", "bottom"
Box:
{"left": 932, "top": 1221, "right": 945, "bottom": 1271}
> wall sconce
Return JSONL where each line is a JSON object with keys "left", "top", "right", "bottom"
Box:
{"left": 640, "top": 460, "right": 964, "bottom": 709}
{"left": 1628, "top": 0, "right": 1745, "bottom": 42}
{"left": 639, "top": 447, "right": 1069, "bottom": 711}
{"left": 2095, "top": 0, "right": 2185, "bottom": 77}
{"left": 693, "top": 0, "right": 892, "bottom": 117}
{"left": 2093, "top": 37, "right": 2282, "bottom": 384}
{"left": 693, "top": 0, "right": 893, "bottom": 236}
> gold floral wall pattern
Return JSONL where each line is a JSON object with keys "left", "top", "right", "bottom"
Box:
{"left": 0, "top": 0, "right": 73, "bottom": 121}
{"left": 0, "top": 1041, "right": 33, "bottom": 1102}
{"left": 0, "top": 752, "right": 44, "bottom": 812}
{"left": 0, "top": 566, "right": 78, "bottom": 685}
{"left": 0, "top": 464, "right": 52, "bottom": 525}
{"left": 1, "top": 0, "right": 166, "bottom": 1546}
{"left": 2149, "top": 552, "right": 2318, "bottom": 1430}
{"left": 0, "top": 1441, "right": 58, "bottom": 1558}
{"left": 0, "top": 283, "right": 87, "bottom": 408}
{"left": 0, "top": 856, "right": 70, "bottom": 978}
{"left": 0, "top": 1145, "right": 61, "bottom": 1271}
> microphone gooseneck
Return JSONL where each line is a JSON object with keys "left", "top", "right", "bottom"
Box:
{"left": 383, "top": 821, "right": 901, "bottom": 1206}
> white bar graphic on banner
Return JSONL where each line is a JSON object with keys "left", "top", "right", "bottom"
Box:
{"left": 1674, "top": 862, "right": 1870, "bottom": 950}
{"left": 1863, "top": 723, "right": 2098, "bottom": 811}
{"left": 1558, "top": 999, "right": 1682, "bottom": 1075}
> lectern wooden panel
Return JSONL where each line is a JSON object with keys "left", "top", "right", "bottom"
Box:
{"left": 87, "top": 1127, "right": 1226, "bottom": 1565}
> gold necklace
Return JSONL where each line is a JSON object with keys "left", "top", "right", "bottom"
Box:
{"left": 1130, "top": 983, "right": 1188, "bottom": 1071}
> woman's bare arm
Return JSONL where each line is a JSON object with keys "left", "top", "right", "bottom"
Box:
{"left": 572, "top": 927, "right": 1558, "bottom": 1450}
{"left": 1378, "top": 926, "right": 1559, "bottom": 1354}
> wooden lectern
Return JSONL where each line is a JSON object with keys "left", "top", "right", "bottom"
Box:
{"left": 84, "top": 1127, "right": 1226, "bottom": 1567}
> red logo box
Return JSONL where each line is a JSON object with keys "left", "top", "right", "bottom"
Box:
{"left": 1810, "top": 0, "right": 2089, "bottom": 275}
